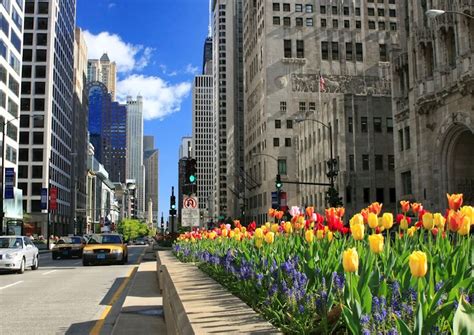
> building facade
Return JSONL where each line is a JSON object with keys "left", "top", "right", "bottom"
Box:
{"left": 192, "top": 75, "right": 214, "bottom": 224}
{"left": 178, "top": 136, "right": 192, "bottom": 223}
{"left": 144, "top": 135, "right": 159, "bottom": 225}
{"left": 391, "top": 0, "right": 474, "bottom": 210}
{"left": 243, "top": 0, "right": 400, "bottom": 223}
{"left": 19, "top": 0, "right": 76, "bottom": 235}
{"left": 87, "top": 53, "right": 117, "bottom": 100}
{"left": 126, "top": 95, "right": 145, "bottom": 218}
{"left": 0, "top": 0, "right": 24, "bottom": 233}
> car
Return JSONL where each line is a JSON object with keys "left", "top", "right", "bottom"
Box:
{"left": 52, "top": 236, "right": 86, "bottom": 259}
{"left": 0, "top": 236, "right": 39, "bottom": 274}
{"left": 82, "top": 234, "right": 128, "bottom": 266}
{"left": 133, "top": 237, "right": 147, "bottom": 245}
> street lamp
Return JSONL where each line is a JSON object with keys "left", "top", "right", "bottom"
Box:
{"left": 426, "top": 9, "right": 474, "bottom": 20}
{"left": 250, "top": 152, "right": 282, "bottom": 211}
{"left": 293, "top": 116, "right": 342, "bottom": 208}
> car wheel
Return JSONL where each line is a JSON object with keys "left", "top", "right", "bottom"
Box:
{"left": 17, "top": 258, "right": 25, "bottom": 274}
{"left": 52, "top": 253, "right": 59, "bottom": 260}
{"left": 83, "top": 260, "right": 90, "bottom": 266}
{"left": 31, "top": 256, "right": 39, "bottom": 270}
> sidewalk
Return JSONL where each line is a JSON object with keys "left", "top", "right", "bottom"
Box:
{"left": 111, "top": 250, "right": 166, "bottom": 334}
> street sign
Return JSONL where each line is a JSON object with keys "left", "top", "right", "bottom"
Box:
{"left": 49, "top": 187, "right": 57, "bottom": 211}
{"left": 183, "top": 195, "right": 198, "bottom": 209}
{"left": 4, "top": 168, "right": 14, "bottom": 199}
{"left": 271, "top": 191, "right": 278, "bottom": 209}
{"left": 40, "top": 188, "right": 48, "bottom": 210}
{"left": 181, "top": 208, "right": 200, "bottom": 227}
{"left": 280, "top": 192, "right": 288, "bottom": 212}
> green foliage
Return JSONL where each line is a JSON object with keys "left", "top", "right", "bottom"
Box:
{"left": 117, "top": 219, "right": 149, "bottom": 241}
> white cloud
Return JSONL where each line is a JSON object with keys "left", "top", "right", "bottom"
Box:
{"left": 159, "top": 64, "right": 178, "bottom": 77}
{"left": 116, "top": 75, "right": 191, "bottom": 120}
{"left": 185, "top": 64, "right": 199, "bottom": 75}
{"left": 83, "top": 30, "right": 153, "bottom": 72}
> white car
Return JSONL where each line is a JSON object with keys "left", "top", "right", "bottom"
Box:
{"left": 0, "top": 236, "right": 39, "bottom": 274}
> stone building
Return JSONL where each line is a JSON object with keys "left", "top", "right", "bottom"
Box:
{"left": 243, "top": 0, "right": 401, "bottom": 223}
{"left": 391, "top": 0, "right": 474, "bottom": 210}
{"left": 87, "top": 53, "right": 117, "bottom": 100}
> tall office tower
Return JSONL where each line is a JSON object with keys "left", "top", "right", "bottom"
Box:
{"left": 87, "top": 53, "right": 117, "bottom": 100}
{"left": 178, "top": 136, "right": 192, "bottom": 222}
{"left": 179, "top": 136, "right": 192, "bottom": 159}
{"left": 19, "top": 0, "right": 76, "bottom": 236}
{"left": 72, "top": 27, "right": 89, "bottom": 234}
{"left": 87, "top": 81, "right": 127, "bottom": 183}
{"left": 144, "top": 135, "right": 159, "bottom": 224}
{"left": 243, "top": 1, "right": 400, "bottom": 223}
{"left": 391, "top": 1, "right": 474, "bottom": 209}
{"left": 192, "top": 75, "right": 214, "bottom": 224}
{"left": 212, "top": 0, "right": 245, "bottom": 220}
{"left": 0, "top": 0, "right": 23, "bottom": 234}
{"left": 126, "top": 95, "right": 145, "bottom": 218}
{"left": 202, "top": 37, "right": 213, "bottom": 74}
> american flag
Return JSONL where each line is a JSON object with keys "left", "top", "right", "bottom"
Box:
{"left": 319, "top": 74, "right": 326, "bottom": 92}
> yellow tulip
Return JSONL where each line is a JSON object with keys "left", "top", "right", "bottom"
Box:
{"left": 368, "top": 234, "right": 384, "bottom": 254}
{"left": 255, "top": 238, "right": 263, "bottom": 248}
{"left": 222, "top": 229, "right": 228, "bottom": 237}
{"left": 351, "top": 223, "right": 365, "bottom": 241}
{"left": 342, "top": 248, "right": 359, "bottom": 273}
{"left": 368, "top": 213, "right": 378, "bottom": 229}
{"left": 400, "top": 217, "right": 409, "bottom": 230}
{"left": 265, "top": 222, "right": 271, "bottom": 228}
{"left": 382, "top": 213, "right": 393, "bottom": 230}
{"left": 422, "top": 212, "right": 434, "bottom": 230}
{"left": 407, "top": 226, "right": 417, "bottom": 237}
{"left": 229, "top": 231, "right": 235, "bottom": 238}
{"left": 233, "top": 232, "right": 242, "bottom": 241}
{"left": 284, "top": 221, "right": 293, "bottom": 234}
{"left": 241, "top": 226, "right": 247, "bottom": 233}
{"left": 271, "top": 223, "right": 279, "bottom": 233}
{"left": 305, "top": 230, "right": 314, "bottom": 243}
{"left": 327, "top": 231, "right": 333, "bottom": 242}
{"left": 458, "top": 216, "right": 471, "bottom": 236}
{"left": 409, "top": 251, "right": 428, "bottom": 278}
{"left": 234, "top": 227, "right": 241, "bottom": 234}
{"left": 350, "top": 214, "right": 364, "bottom": 227}
{"left": 265, "top": 232, "right": 275, "bottom": 244}
{"left": 433, "top": 213, "right": 446, "bottom": 230}
{"left": 316, "top": 230, "right": 324, "bottom": 240}
{"left": 461, "top": 206, "right": 474, "bottom": 223}
{"left": 209, "top": 231, "right": 217, "bottom": 239}
{"left": 254, "top": 228, "right": 264, "bottom": 239}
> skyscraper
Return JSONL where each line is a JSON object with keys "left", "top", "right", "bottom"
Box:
{"left": 19, "top": 0, "right": 77, "bottom": 235}
{"left": 178, "top": 136, "right": 192, "bottom": 222}
{"left": 87, "top": 53, "right": 117, "bottom": 100}
{"left": 126, "top": 95, "right": 145, "bottom": 218}
{"left": 144, "top": 135, "right": 159, "bottom": 224}
{"left": 0, "top": 0, "right": 24, "bottom": 234}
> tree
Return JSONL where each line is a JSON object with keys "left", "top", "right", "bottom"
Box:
{"left": 117, "top": 219, "right": 149, "bottom": 241}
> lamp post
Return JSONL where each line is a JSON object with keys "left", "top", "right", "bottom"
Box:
{"left": 425, "top": 9, "right": 474, "bottom": 20}
{"left": 250, "top": 152, "right": 281, "bottom": 211}
{"left": 293, "top": 117, "right": 342, "bottom": 208}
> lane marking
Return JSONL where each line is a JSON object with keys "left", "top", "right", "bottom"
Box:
{"left": 89, "top": 265, "right": 138, "bottom": 335}
{"left": 0, "top": 281, "right": 23, "bottom": 290}
{"left": 42, "top": 270, "right": 58, "bottom": 275}
{"left": 73, "top": 261, "right": 82, "bottom": 265}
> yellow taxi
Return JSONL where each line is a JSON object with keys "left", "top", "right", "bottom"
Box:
{"left": 82, "top": 234, "right": 128, "bottom": 266}
{"left": 52, "top": 236, "right": 86, "bottom": 259}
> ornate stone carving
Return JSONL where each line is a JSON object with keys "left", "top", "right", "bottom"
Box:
{"left": 291, "top": 74, "right": 392, "bottom": 96}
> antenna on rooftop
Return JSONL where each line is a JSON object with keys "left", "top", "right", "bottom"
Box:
{"left": 208, "top": 0, "right": 212, "bottom": 37}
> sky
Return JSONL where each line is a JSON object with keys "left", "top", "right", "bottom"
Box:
{"left": 77, "top": 0, "right": 210, "bottom": 222}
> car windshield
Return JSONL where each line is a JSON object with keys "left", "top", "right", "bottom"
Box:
{"left": 87, "top": 235, "right": 122, "bottom": 244}
{"left": 0, "top": 237, "right": 23, "bottom": 249}
{"left": 57, "top": 237, "right": 82, "bottom": 244}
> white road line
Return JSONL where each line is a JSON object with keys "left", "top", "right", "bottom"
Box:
{"left": 73, "top": 261, "right": 82, "bottom": 265}
{"left": 0, "top": 281, "right": 23, "bottom": 290}
{"left": 42, "top": 270, "right": 58, "bottom": 275}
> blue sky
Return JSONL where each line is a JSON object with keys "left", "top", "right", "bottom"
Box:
{"left": 77, "top": 0, "right": 210, "bottom": 222}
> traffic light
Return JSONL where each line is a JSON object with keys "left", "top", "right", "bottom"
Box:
{"left": 275, "top": 174, "right": 282, "bottom": 190}
{"left": 186, "top": 159, "right": 197, "bottom": 184}
{"left": 170, "top": 193, "right": 176, "bottom": 216}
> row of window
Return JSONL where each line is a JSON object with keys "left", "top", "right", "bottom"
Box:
{"left": 398, "top": 126, "right": 411, "bottom": 151}
{"left": 272, "top": 137, "right": 292, "bottom": 147}
{"left": 275, "top": 16, "right": 397, "bottom": 31}
{"left": 348, "top": 116, "right": 393, "bottom": 133}
{"left": 0, "top": 37, "right": 20, "bottom": 73}
{"left": 25, "top": 1, "right": 49, "bottom": 15}
{"left": 348, "top": 154, "right": 395, "bottom": 172}
{"left": 272, "top": 1, "right": 396, "bottom": 15}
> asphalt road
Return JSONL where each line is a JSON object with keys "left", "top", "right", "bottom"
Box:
{"left": 0, "top": 245, "right": 147, "bottom": 335}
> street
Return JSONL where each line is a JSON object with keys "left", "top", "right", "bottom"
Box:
{"left": 0, "top": 245, "right": 147, "bottom": 335}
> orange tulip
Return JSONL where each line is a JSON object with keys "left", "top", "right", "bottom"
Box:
{"left": 368, "top": 202, "right": 383, "bottom": 215}
{"left": 275, "top": 211, "right": 284, "bottom": 220}
{"left": 336, "top": 207, "right": 345, "bottom": 218}
{"left": 448, "top": 210, "right": 464, "bottom": 232}
{"left": 325, "top": 207, "right": 337, "bottom": 219}
{"left": 400, "top": 200, "right": 410, "bottom": 213}
{"left": 411, "top": 203, "right": 423, "bottom": 214}
{"left": 268, "top": 208, "right": 275, "bottom": 218}
{"left": 447, "top": 193, "right": 463, "bottom": 211}
{"left": 306, "top": 206, "right": 315, "bottom": 218}
{"left": 360, "top": 208, "right": 369, "bottom": 223}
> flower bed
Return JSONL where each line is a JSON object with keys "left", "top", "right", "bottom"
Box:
{"left": 174, "top": 194, "right": 473, "bottom": 334}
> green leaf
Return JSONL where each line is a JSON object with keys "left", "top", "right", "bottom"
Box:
{"left": 396, "top": 317, "right": 413, "bottom": 335}
{"left": 414, "top": 300, "right": 423, "bottom": 335}
{"left": 453, "top": 297, "right": 474, "bottom": 335}
{"left": 342, "top": 305, "right": 360, "bottom": 335}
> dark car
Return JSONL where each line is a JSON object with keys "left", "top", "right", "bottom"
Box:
{"left": 52, "top": 236, "right": 86, "bottom": 259}
{"left": 133, "top": 237, "right": 148, "bottom": 245}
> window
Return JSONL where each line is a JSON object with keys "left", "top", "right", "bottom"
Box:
{"left": 346, "top": 42, "right": 353, "bottom": 60}
{"left": 388, "top": 155, "right": 395, "bottom": 171}
{"left": 36, "top": 49, "right": 47, "bottom": 62}
{"left": 376, "top": 188, "right": 384, "bottom": 203}
{"left": 283, "top": 39, "right": 291, "bottom": 58}
{"left": 332, "top": 6, "right": 337, "bottom": 14}
{"left": 404, "top": 127, "right": 411, "bottom": 149}
{"left": 32, "top": 183, "right": 42, "bottom": 196}
{"left": 295, "top": 4, "right": 302, "bottom": 12}
{"left": 368, "top": 8, "right": 375, "bottom": 16}
{"left": 32, "top": 166, "right": 43, "bottom": 178}
{"left": 378, "top": 21, "right": 386, "bottom": 30}
{"left": 331, "top": 42, "right": 339, "bottom": 60}
{"left": 19, "top": 132, "right": 28, "bottom": 144}
{"left": 346, "top": 187, "right": 352, "bottom": 204}
{"left": 35, "top": 82, "right": 45, "bottom": 94}
{"left": 23, "top": 49, "right": 32, "bottom": 62}
{"left": 25, "top": 1, "right": 34, "bottom": 13}
{"left": 320, "top": 5, "right": 326, "bottom": 14}
{"left": 0, "top": 13, "right": 9, "bottom": 36}
{"left": 285, "top": 138, "right": 291, "bottom": 147}
{"left": 19, "top": 148, "right": 28, "bottom": 161}
{"left": 332, "top": 19, "right": 338, "bottom": 28}
{"left": 374, "top": 117, "right": 382, "bottom": 132}
{"left": 8, "top": 75, "right": 19, "bottom": 96}
{"left": 398, "top": 129, "right": 404, "bottom": 151}
{"left": 20, "top": 115, "right": 29, "bottom": 127}
{"left": 278, "top": 159, "right": 287, "bottom": 175}
{"left": 349, "top": 155, "right": 354, "bottom": 171}
{"left": 305, "top": 4, "right": 313, "bottom": 13}
{"left": 389, "top": 188, "right": 396, "bottom": 203}
{"left": 386, "top": 117, "right": 393, "bottom": 132}
{"left": 273, "top": 138, "right": 280, "bottom": 147}
{"left": 389, "top": 9, "right": 396, "bottom": 17}
{"left": 273, "top": 3, "right": 280, "bottom": 11}
{"left": 283, "top": 3, "right": 290, "bottom": 11}
{"left": 273, "top": 16, "right": 280, "bottom": 25}
{"left": 363, "top": 188, "right": 370, "bottom": 203}
{"left": 344, "top": 20, "right": 350, "bottom": 28}
{"left": 283, "top": 17, "right": 290, "bottom": 26}
{"left": 38, "top": 2, "right": 49, "bottom": 14}
{"left": 280, "top": 101, "right": 287, "bottom": 113}
{"left": 361, "top": 117, "right": 368, "bottom": 133}
{"left": 24, "top": 17, "right": 33, "bottom": 29}
{"left": 12, "top": 7, "right": 22, "bottom": 30}
{"left": 35, "top": 65, "right": 46, "bottom": 78}
{"left": 321, "top": 41, "right": 328, "bottom": 60}
{"left": 24, "top": 33, "right": 33, "bottom": 46}
{"left": 286, "top": 119, "right": 293, "bottom": 129}
{"left": 34, "top": 98, "right": 44, "bottom": 111}
{"left": 0, "top": 39, "right": 6, "bottom": 58}
{"left": 11, "top": 31, "right": 21, "bottom": 52}
{"left": 378, "top": 8, "right": 385, "bottom": 16}
{"left": 356, "top": 20, "right": 361, "bottom": 29}
{"left": 0, "top": 90, "right": 4, "bottom": 108}
{"left": 401, "top": 171, "right": 412, "bottom": 195}
{"left": 355, "top": 7, "right": 361, "bottom": 16}
{"left": 6, "top": 145, "right": 16, "bottom": 163}
{"left": 389, "top": 0, "right": 395, "bottom": 3}
{"left": 356, "top": 43, "right": 363, "bottom": 61}
{"left": 390, "top": 22, "right": 397, "bottom": 31}
{"left": 18, "top": 165, "right": 27, "bottom": 178}
{"left": 0, "top": 64, "right": 5, "bottom": 83}
{"left": 348, "top": 117, "right": 353, "bottom": 132}
{"left": 32, "top": 149, "right": 43, "bottom": 161}
{"left": 375, "top": 155, "right": 383, "bottom": 170}
{"left": 6, "top": 123, "right": 17, "bottom": 140}
{"left": 362, "top": 155, "right": 369, "bottom": 170}
{"left": 33, "top": 116, "right": 44, "bottom": 128}
{"left": 299, "top": 102, "right": 306, "bottom": 113}
{"left": 369, "top": 21, "right": 376, "bottom": 29}
{"left": 309, "top": 102, "right": 316, "bottom": 111}
{"left": 295, "top": 17, "right": 302, "bottom": 26}
{"left": 306, "top": 18, "right": 313, "bottom": 27}
{"left": 33, "top": 132, "right": 43, "bottom": 144}
{"left": 296, "top": 40, "right": 304, "bottom": 58}
{"left": 275, "top": 120, "right": 281, "bottom": 129}
{"left": 9, "top": 53, "right": 20, "bottom": 74}
{"left": 379, "top": 44, "right": 387, "bottom": 61}
{"left": 343, "top": 6, "right": 349, "bottom": 15}
{"left": 321, "top": 18, "right": 327, "bottom": 27}
{"left": 36, "top": 33, "right": 47, "bottom": 46}
{"left": 7, "top": 97, "right": 17, "bottom": 117}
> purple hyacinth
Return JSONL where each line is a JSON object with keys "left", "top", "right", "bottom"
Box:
{"left": 332, "top": 272, "right": 345, "bottom": 291}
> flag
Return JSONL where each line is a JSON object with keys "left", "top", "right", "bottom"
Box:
{"left": 319, "top": 74, "right": 326, "bottom": 92}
